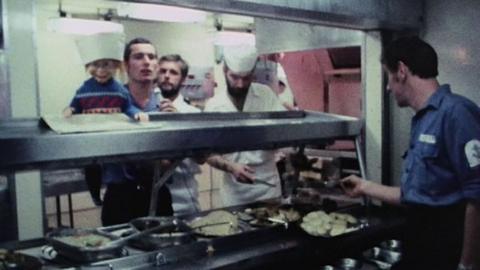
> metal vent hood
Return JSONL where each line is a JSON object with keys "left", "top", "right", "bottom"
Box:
{"left": 116, "top": 0, "right": 423, "bottom": 31}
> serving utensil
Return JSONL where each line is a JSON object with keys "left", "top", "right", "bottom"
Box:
{"left": 253, "top": 179, "right": 276, "bottom": 187}
{"left": 105, "top": 220, "right": 178, "bottom": 247}
{"left": 189, "top": 221, "right": 233, "bottom": 230}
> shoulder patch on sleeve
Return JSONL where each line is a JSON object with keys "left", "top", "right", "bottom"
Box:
{"left": 465, "top": 139, "right": 480, "bottom": 168}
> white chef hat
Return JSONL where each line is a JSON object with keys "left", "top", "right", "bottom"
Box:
{"left": 223, "top": 45, "right": 258, "bottom": 73}
{"left": 75, "top": 32, "right": 125, "bottom": 66}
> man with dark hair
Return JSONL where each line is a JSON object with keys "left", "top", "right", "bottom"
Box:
{"left": 342, "top": 36, "right": 480, "bottom": 270}
{"left": 101, "top": 38, "right": 174, "bottom": 225}
{"left": 155, "top": 54, "right": 202, "bottom": 216}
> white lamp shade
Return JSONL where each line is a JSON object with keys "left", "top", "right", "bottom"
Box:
{"left": 117, "top": 3, "right": 207, "bottom": 23}
{"left": 213, "top": 31, "right": 256, "bottom": 46}
{"left": 47, "top": 18, "right": 124, "bottom": 35}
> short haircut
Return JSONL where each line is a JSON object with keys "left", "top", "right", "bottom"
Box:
{"left": 159, "top": 54, "right": 189, "bottom": 79}
{"left": 123, "top": 37, "right": 155, "bottom": 62}
{"left": 381, "top": 36, "right": 438, "bottom": 79}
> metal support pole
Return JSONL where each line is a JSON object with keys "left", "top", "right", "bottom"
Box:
{"left": 354, "top": 136, "right": 370, "bottom": 210}
{"left": 149, "top": 159, "right": 181, "bottom": 216}
{"left": 68, "top": 193, "right": 74, "bottom": 228}
{"left": 56, "top": 195, "right": 62, "bottom": 227}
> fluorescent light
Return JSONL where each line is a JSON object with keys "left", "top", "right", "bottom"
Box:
{"left": 213, "top": 31, "right": 256, "bottom": 46}
{"left": 117, "top": 3, "right": 207, "bottom": 23}
{"left": 47, "top": 18, "right": 124, "bottom": 35}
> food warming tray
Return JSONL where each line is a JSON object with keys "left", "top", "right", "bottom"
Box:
{"left": 46, "top": 228, "right": 126, "bottom": 263}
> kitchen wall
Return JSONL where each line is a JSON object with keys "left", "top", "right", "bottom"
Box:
{"left": 389, "top": 0, "right": 480, "bottom": 185}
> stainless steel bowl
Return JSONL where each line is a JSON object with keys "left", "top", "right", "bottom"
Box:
{"left": 335, "top": 258, "right": 363, "bottom": 270}
{"left": 380, "top": 239, "right": 402, "bottom": 252}
{"left": 364, "top": 246, "right": 402, "bottom": 264}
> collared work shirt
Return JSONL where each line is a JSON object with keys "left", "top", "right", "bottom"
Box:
{"left": 205, "top": 82, "right": 285, "bottom": 206}
{"left": 157, "top": 89, "right": 202, "bottom": 216}
{"left": 401, "top": 84, "right": 480, "bottom": 205}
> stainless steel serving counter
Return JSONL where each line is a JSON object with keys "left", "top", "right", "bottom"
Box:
{"left": 0, "top": 111, "right": 362, "bottom": 172}
{"left": 4, "top": 204, "right": 405, "bottom": 270}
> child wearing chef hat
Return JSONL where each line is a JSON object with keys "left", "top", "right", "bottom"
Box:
{"left": 62, "top": 32, "right": 148, "bottom": 122}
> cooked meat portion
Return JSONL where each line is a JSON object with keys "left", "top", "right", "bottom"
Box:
{"left": 55, "top": 233, "right": 112, "bottom": 248}
{"left": 300, "top": 210, "right": 358, "bottom": 237}
{"left": 189, "top": 210, "right": 239, "bottom": 236}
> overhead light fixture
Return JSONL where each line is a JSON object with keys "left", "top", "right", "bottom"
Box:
{"left": 47, "top": 1, "right": 124, "bottom": 35}
{"left": 212, "top": 17, "right": 255, "bottom": 46}
{"left": 117, "top": 3, "right": 207, "bottom": 23}
{"left": 213, "top": 31, "right": 256, "bottom": 46}
{"left": 47, "top": 18, "right": 124, "bottom": 35}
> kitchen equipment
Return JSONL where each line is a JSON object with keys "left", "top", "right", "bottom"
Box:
{"left": 187, "top": 210, "right": 244, "bottom": 237}
{"left": 363, "top": 246, "right": 401, "bottom": 265}
{"left": 335, "top": 258, "right": 363, "bottom": 270}
{"left": 128, "top": 217, "right": 194, "bottom": 251}
{"left": 0, "top": 250, "right": 43, "bottom": 270}
{"left": 46, "top": 228, "right": 126, "bottom": 263}
{"left": 379, "top": 240, "right": 401, "bottom": 252}
{"left": 319, "top": 266, "right": 336, "bottom": 270}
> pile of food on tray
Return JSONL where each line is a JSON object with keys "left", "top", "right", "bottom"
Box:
{"left": 300, "top": 210, "right": 358, "bottom": 237}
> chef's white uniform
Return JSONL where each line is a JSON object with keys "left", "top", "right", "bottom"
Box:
{"left": 204, "top": 83, "right": 285, "bottom": 206}
{"left": 156, "top": 88, "right": 202, "bottom": 216}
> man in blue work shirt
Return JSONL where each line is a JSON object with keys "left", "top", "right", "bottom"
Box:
{"left": 342, "top": 36, "right": 480, "bottom": 270}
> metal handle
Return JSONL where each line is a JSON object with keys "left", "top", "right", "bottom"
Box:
{"left": 149, "top": 160, "right": 181, "bottom": 216}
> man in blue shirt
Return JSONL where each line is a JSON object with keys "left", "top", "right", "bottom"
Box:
{"left": 101, "top": 38, "right": 174, "bottom": 226}
{"left": 342, "top": 36, "right": 480, "bottom": 270}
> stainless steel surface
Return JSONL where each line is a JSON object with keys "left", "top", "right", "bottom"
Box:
{"left": 379, "top": 239, "right": 401, "bottom": 252}
{"left": 335, "top": 258, "right": 363, "bottom": 270}
{"left": 363, "top": 246, "right": 402, "bottom": 269}
{"left": 112, "top": 0, "right": 422, "bottom": 30}
{"left": 0, "top": 111, "right": 363, "bottom": 173}
{"left": 256, "top": 18, "right": 362, "bottom": 54}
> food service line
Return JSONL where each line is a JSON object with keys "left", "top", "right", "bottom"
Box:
{"left": 7, "top": 203, "right": 405, "bottom": 270}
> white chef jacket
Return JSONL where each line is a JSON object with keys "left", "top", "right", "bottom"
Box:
{"left": 204, "top": 83, "right": 285, "bottom": 206}
{"left": 156, "top": 88, "right": 202, "bottom": 216}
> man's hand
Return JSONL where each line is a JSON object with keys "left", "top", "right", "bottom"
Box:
{"left": 134, "top": 112, "right": 149, "bottom": 122}
{"left": 159, "top": 99, "right": 178, "bottom": 112}
{"left": 341, "top": 175, "right": 401, "bottom": 205}
{"left": 230, "top": 163, "right": 255, "bottom": 184}
{"left": 340, "top": 174, "right": 367, "bottom": 198}
{"left": 62, "top": 107, "right": 74, "bottom": 117}
{"left": 206, "top": 155, "right": 255, "bottom": 184}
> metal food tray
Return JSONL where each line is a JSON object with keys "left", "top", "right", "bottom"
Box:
{"left": 186, "top": 211, "right": 253, "bottom": 238}
{"left": 127, "top": 217, "right": 195, "bottom": 251}
{"left": 46, "top": 228, "right": 125, "bottom": 263}
{"left": 298, "top": 208, "right": 369, "bottom": 238}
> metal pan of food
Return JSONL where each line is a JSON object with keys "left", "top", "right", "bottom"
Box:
{"left": 243, "top": 205, "right": 302, "bottom": 228}
{"left": 186, "top": 210, "right": 249, "bottom": 237}
{"left": 45, "top": 228, "right": 126, "bottom": 263}
{"left": 128, "top": 217, "right": 195, "bottom": 251}
{"left": 0, "top": 249, "right": 43, "bottom": 270}
{"left": 299, "top": 210, "right": 368, "bottom": 238}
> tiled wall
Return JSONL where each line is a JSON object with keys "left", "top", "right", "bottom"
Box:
{"left": 44, "top": 164, "right": 226, "bottom": 229}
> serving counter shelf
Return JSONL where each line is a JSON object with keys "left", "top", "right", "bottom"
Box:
{"left": 0, "top": 111, "right": 362, "bottom": 173}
